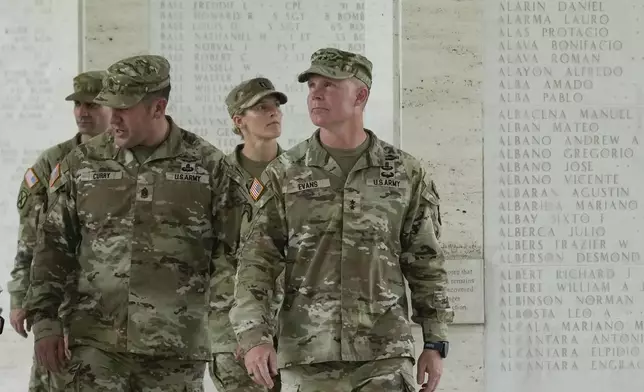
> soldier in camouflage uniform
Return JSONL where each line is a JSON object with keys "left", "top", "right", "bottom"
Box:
{"left": 209, "top": 77, "right": 287, "bottom": 392}
{"left": 24, "top": 54, "right": 231, "bottom": 391}
{"left": 229, "top": 48, "right": 454, "bottom": 392}
{"left": 7, "top": 70, "right": 111, "bottom": 392}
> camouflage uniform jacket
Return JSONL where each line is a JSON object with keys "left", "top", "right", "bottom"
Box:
{"left": 26, "top": 117, "right": 231, "bottom": 360}
{"left": 230, "top": 129, "right": 454, "bottom": 367}
{"left": 210, "top": 144, "right": 284, "bottom": 353}
{"left": 8, "top": 134, "right": 81, "bottom": 311}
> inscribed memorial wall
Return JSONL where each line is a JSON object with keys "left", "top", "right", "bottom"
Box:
{"left": 447, "top": 259, "right": 485, "bottom": 324}
{"left": 484, "top": 1, "right": 644, "bottom": 391}
{"left": 148, "top": 0, "right": 399, "bottom": 153}
{"left": 0, "top": 0, "right": 79, "bottom": 309}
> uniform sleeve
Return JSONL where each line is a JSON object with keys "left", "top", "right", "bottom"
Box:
{"left": 25, "top": 160, "right": 81, "bottom": 340}
{"left": 210, "top": 246, "right": 238, "bottom": 352}
{"left": 399, "top": 170, "right": 453, "bottom": 343}
{"left": 229, "top": 180, "right": 288, "bottom": 353}
{"left": 209, "top": 175, "right": 243, "bottom": 353}
{"left": 7, "top": 163, "right": 49, "bottom": 310}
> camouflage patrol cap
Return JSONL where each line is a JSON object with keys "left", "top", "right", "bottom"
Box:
{"left": 297, "top": 48, "right": 373, "bottom": 89}
{"left": 225, "top": 77, "right": 288, "bottom": 117}
{"left": 94, "top": 54, "right": 171, "bottom": 109}
{"left": 65, "top": 70, "right": 107, "bottom": 103}
{"left": 226, "top": 77, "right": 287, "bottom": 136}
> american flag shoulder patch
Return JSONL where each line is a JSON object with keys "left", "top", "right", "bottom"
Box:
{"left": 249, "top": 178, "right": 264, "bottom": 201}
{"left": 24, "top": 168, "right": 40, "bottom": 188}
{"left": 49, "top": 163, "right": 61, "bottom": 187}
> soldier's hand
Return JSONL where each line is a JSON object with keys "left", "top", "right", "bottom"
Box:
{"left": 244, "top": 343, "right": 278, "bottom": 389}
{"left": 417, "top": 349, "right": 443, "bottom": 392}
{"left": 35, "top": 335, "right": 67, "bottom": 373}
{"left": 10, "top": 308, "right": 28, "bottom": 337}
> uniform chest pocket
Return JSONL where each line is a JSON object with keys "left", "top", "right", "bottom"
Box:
{"left": 76, "top": 174, "right": 133, "bottom": 226}
{"left": 362, "top": 180, "right": 411, "bottom": 234}
{"left": 284, "top": 179, "right": 338, "bottom": 220}
{"left": 284, "top": 178, "right": 335, "bottom": 200}
{"left": 154, "top": 176, "right": 212, "bottom": 222}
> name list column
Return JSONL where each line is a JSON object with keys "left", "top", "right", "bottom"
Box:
{"left": 485, "top": 1, "right": 644, "bottom": 391}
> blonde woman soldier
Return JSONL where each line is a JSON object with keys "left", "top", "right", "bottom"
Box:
{"left": 209, "top": 77, "right": 287, "bottom": 392}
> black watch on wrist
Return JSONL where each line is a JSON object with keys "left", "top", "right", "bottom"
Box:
{"left": 423, "top": 341, "right": 449, "bottom": 358}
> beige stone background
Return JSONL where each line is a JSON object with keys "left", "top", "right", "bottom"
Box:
{"left": 2, "top": 0, "right": 484, "bottom": 391}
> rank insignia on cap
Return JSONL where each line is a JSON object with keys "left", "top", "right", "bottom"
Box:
{"left": 49, "top": 163, "right": 61, "bottom": 187}
{"left": 24, "top": 168, "right": 40, "bottom": 188}
{"left": 249, "top": 178, "right": 264, "bottom": 201}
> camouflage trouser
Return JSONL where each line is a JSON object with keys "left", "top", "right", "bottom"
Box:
{"left": 208, "top": 352, "right": 274, "bottom": 392}
{"left": 51, "top": 345, "right": 206, "bottom": 391}
{"left": 29, "top": 329, "right": 70, "bottom": 390}
{"left": 28, "top": 356, "right": 51, "bottom": 391}
{"left": 279, "top": 357, "right": 416, "bottom": 392}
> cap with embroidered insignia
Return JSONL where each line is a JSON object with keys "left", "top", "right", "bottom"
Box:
{"left": 65, "top": 70, "right": 108, "bottom": 103}
{"left": 297, "top": 48, "right": 373, "bottom": 89}
{"left": 226, "top": 77, "right": 288, "bottom": 117}
{"left": 94, "top": 54, "right": 171, "bottom": 109}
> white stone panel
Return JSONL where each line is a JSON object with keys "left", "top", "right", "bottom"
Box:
{"left": 149, "top": 0, "right": 400, "bottom": 153}
{"left": 484, "top": 1, "right": 644, "bottom": 391}
{"left": 0, "top": 0, "right": 80, "bottom": 390}
{"left": 0, "top": 0, "right": 80, "bottom": 317}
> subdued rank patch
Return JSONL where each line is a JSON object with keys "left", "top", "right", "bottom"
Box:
{"left": 344, "top": 194, "right": 361, "bottom": 214}
{"left": 79, "top": 171, "right": 124, "bottom": 181}
{"left": 137, "top": 185, "right": 153, "bottom": 202}
{"left": 165, "top": 172, "right": 209, "bottom": 184}
{"left": 249, "top": 178, "right": 264, "bottom": 201}
{"left": 284, "top": 178, "right": 331, "bottom": 194}
{"left": 24, "top": 168, "right": 40, "bottom": 188}
{"left": 49, "top": 163, "right": 61, "bottom": 187}
{"left": 17, "top": 189, "right": 29, "bottom": 209}
{"left": 367, "top": 178, "right": 405, "bottom": 188}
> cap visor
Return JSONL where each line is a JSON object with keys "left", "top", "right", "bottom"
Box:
{"left": 93, "top": 91, "right": 144, "bottom": 109}
{"left": 65, "top": 92, "right": 99, "bottom": 103}
{"left": 297, "top": 64, "right": 354, "bottom": 83}
{"left": 240, "top": 90, "right": 288, "bottom": 110}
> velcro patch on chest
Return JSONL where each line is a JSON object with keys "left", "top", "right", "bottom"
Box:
{"left": 79, "top": 171, "right": 124, "bottom": 182}
{"left": 367, "top": 178, "right": 406, "bottom": 188}
{"left": 165, "top": 172, "right": 209, "bottom": 184}
{"left": 249, "top": 178, "right": 264, "bottom": 201}
{"left": 166, "top": 161, "right": 209, "bottom": 184}
{"left": 283, "top": 178, "right": 331, "bottom": 194}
